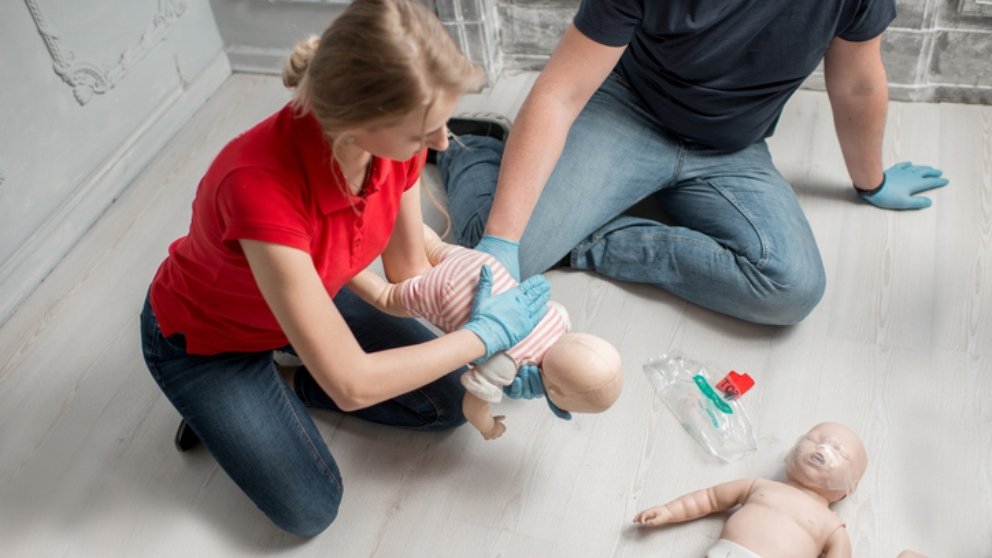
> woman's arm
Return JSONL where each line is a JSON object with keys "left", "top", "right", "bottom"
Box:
{"left": 242, "top": 239, "right": 484, "bottom": 411}
{"left": 345, "top": 269, "right": 411, "bottom": 317}
{"left": 381, "top": 180, "right": 432, "bottom": 282}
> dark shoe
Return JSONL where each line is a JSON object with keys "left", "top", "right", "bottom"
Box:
{"left": 427, "top": 114, "right": 511, "bottom": 164}
{"left": 552, "top": 251, "right": 572, "bottom": 270}
{"left": 174, "top": 419, "right": 200, "bottom": 452}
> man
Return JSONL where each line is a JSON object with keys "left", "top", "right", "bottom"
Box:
{"left": 436, "top": 0, "right": 948, "bottom": 328}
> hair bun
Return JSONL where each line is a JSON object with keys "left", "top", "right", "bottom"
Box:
{"left": 282, "top": 35, "right": 320, "bottom": 88}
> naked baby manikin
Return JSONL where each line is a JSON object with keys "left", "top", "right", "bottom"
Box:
{"left": 348, "top": 225, "right": 623, "bottom": 440}
{"left": 634, "top": 422, "right": 868, "bottom": 558}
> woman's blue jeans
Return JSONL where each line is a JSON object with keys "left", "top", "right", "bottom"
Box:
{"left": 139, "top": 289, "right": 467, "bottom": 537}
{"left": 438, "top": 72, "right": 826, "bottom": 325}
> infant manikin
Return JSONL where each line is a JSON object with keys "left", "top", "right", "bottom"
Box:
{"left": 348, "top": 225, "right": 623, "bottom": 440}
{"left": 634, "top": 422, "right": 868, "bottom": 558}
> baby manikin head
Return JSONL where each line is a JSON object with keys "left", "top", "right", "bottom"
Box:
{"left": 784, "top": 422, "right": 868, "bottom": 502}
{"left": 541, "top": 333, "right": 623, "bottom": 413}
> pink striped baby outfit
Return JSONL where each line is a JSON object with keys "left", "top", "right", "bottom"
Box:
{"left": 399, "top": 244, "right": 569, "bottom": 368}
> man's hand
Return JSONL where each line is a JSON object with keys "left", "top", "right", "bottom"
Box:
{"left": 859, "top": 162, "right": 949, "bottom": 210}
{"left": 474, "top": 235, "right": 521, "bottom": 281}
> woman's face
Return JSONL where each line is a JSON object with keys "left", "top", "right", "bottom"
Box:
{"left": 351, "top": 89, "right": 459, "bottom": 161}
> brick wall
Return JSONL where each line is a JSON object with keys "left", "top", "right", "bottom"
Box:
{"left": 441, "top": 0, "right": 992, "bottom": 104}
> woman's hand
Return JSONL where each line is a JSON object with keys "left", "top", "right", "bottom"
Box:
{"left": 462, "top": 265, "right": 550, "bottom": 362}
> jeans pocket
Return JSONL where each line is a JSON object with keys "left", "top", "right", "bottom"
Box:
{"left": 143, "top": 326, "right": 188, "bottom": 388}
{"left": 141, "top": 304, "right": 188, "bottom": 363}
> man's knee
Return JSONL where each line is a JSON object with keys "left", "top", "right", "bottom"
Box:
{"left": 749, "top": 261, "right": 826, "bottom": 326}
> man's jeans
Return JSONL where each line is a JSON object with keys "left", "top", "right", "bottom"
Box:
{"left": 438, "top": 72, "right": 825, "bottom": 325}
{"left": 139, "top": 289, "right": 466, "bottom": 537}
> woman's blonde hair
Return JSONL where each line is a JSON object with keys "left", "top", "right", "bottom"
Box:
{"left": 282, "top": 0, "right": 484, "bottom": 233}
{"left": 282, "top": 0, "right": 485, "bottom": 136}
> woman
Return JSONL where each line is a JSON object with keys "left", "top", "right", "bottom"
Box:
{"left": 140, "top": 0, "right": 550, "bottom": 536}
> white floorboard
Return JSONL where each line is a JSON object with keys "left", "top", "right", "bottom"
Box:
{"left": 1, "top": 72, "right": 990, "bottom": 557}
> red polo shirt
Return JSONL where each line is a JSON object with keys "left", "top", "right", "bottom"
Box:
{"left": 150, "top": 104, "right": 425, "bottom": 355}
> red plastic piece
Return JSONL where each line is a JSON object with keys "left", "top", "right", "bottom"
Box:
{"left": 716, "top": 370, "right": 755, "bottom": 399}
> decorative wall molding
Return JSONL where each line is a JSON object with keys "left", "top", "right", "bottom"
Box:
{"left": 0, "top": 52, "right": 230, "bottom": 326}
{"left": 25, "top": 0, "right": 187, "bottom": 105}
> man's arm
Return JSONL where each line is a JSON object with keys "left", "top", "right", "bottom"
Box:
{"left": 824, "top": 35, "right": 949, "bottom": 209}
{"left": 823, "top": 35, "right": 888, "bottom": 191}
{"left": 484, "top": 25, "right": 626, "bottom": 241}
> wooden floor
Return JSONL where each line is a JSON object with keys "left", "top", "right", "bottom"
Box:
{"left": 1, "top": 73, "right": 990, "bottom": 557}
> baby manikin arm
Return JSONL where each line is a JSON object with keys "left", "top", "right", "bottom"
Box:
{"left": 463, "top": 392, "right": 506, "bottom": 440}
{"left": 461, "top": 353, "right": 516, "bottom": 440}
{"left": 634, "top": 479, "right": 755, "bottom": 526}
{"left": 345, "top": 270, "right": 412, "bottom": 317}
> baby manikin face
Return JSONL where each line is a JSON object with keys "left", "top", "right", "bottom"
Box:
{"left": 784, "top": 423, "right": 866, "bottom": 501}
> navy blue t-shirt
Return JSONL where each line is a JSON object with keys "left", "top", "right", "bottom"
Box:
{"left": 574, "top": 0, "right": 896, "bottom": 150}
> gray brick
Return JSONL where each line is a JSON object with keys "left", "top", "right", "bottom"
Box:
{"left": 929, "top": 30, "right": 992, "bottom": 88}
{"left": 500, "top": 0, "right": 579, "bottom": 8}
{"left": 932, "top": 84, "right": 992, "bottom": 103}
{"left": 882, "top": 30, "right": 924, "bottom": 85}
{"left": 498, "top": 3, "right": 571, "bottom": 56}
{"left": 937, "top": 0, "right": 992, "bottom": 31}
{"left": 893, "top": 0, "right": 929, "bottom": 29}
{"left": 435, "top": 0, "right": 458, "bottom": 21}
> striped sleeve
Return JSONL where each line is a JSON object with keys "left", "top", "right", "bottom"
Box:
{"left": 400, "top": 246, "right": 517, "bottom": 333}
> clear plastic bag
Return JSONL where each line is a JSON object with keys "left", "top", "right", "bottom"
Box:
{"left": 643, "top": 352, "right": 757, "bottom": 462}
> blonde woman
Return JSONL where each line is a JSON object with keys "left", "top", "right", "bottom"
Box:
{"left": 139, "top": 0, "right": 550, "bottom": 536}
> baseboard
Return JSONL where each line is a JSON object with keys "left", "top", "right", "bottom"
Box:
{"left": 225, "top": 45, "right": 287, "bottom": 75}
{"left": 0, "top": 52, "right": 231, "bottom": 326}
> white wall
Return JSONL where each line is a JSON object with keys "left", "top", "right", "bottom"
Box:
{"left": 0, "top": 0, "right": 230, "bottom": 324}
{"left": 208, "top": 0, "right": 350, "bottom": 73}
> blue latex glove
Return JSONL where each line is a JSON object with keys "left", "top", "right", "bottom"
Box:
{"left": 462, "top": 265, "right": 550, "bottom": 363}
{"left": 503, "top": 363, "right": 544, "bottom": 399}
{"left": 859, "top": 162, "right": 949, "bottom": 210}
{"left": 502, "top": 364, "right": 571, "bottom": 420}
{"left": 474, "top": 235, "right": 521, "bottom": 282}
